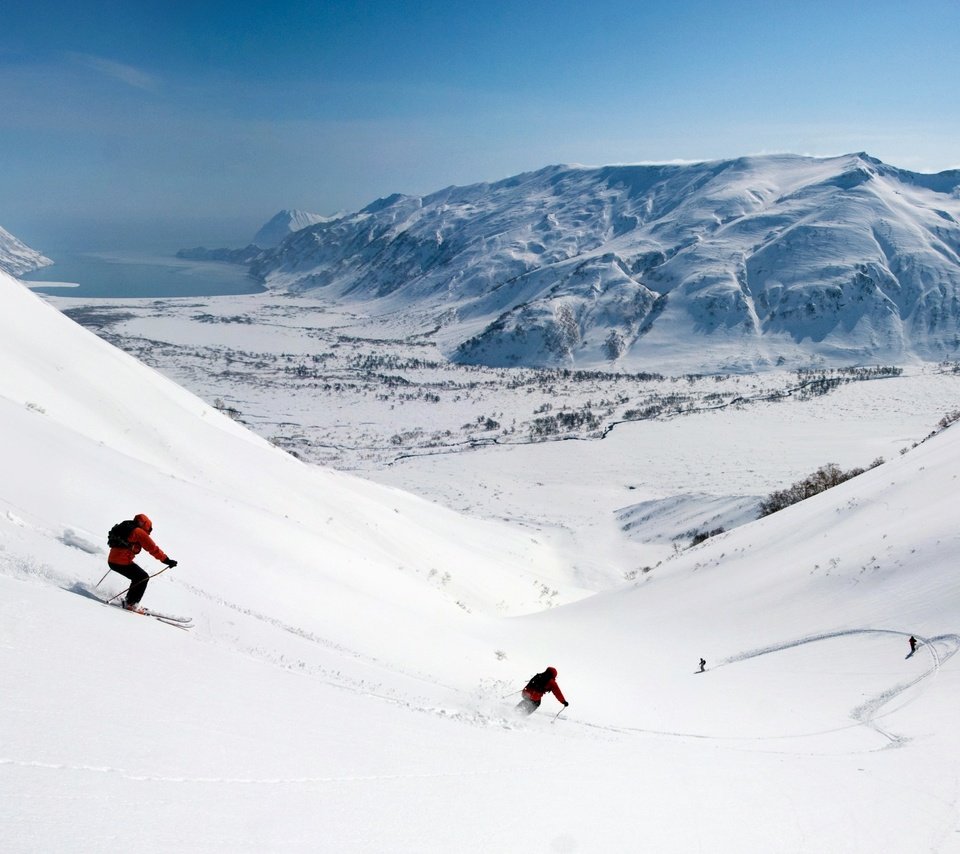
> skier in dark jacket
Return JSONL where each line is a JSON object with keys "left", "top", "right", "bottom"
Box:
{"left": 516, "top": 666, "right": 568, "bottom": 715}
{"left": 909, "top": 636, "right": 918, "bottom": 654}
{"left": 107, "top": 513, "right": 177, "bottom": 612}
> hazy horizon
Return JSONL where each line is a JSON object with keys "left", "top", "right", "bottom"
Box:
{"left": 6, "top": 212, "right": 266, "bottom": 255}
{"left": 3, "top": 0, "right": 959, "bottom": 254}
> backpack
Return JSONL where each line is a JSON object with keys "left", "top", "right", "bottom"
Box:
{"left": 525, "top": 670, "right": 553, "bottom": 693}
{"left": 107, "top": 519, "right": 139, "bottom": 549}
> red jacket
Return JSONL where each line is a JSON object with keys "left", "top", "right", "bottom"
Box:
{"left": 522, "top": 668, "right": 566, "bottom": 704}
{"left": 108, "top": 515, "right": 168, "bottom": 566}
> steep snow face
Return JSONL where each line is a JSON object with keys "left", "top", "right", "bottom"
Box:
{"left": 252, "top": 209, "right": 337, "bottom": 248}
{"left": 0, "top": 225, "right": 52, "bottom": 275}
{"left": 250, "top": 154, "right": 960, "bottom": 372}
{"left": 0, "top": 271, "right": 581, "bottom": 633}
{"left": 4, "top": 271, "right": 960, "bottom": 850}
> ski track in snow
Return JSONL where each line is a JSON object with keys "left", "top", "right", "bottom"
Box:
{"left": 562, "top": 629, "right": 960, "bottom": 752}
{"left": 14, "top": 556, "right": 960, "bottom": 753}
{"left": 672, "top": 630, "right": 956, "bottom": 749}
{"left": 172, "top": 578, "right": 464, "bottom": 699}
{"left": 0, "top": 555, "right": 461, "bottom": 723}
{"left": 0, "top": 556, "right": 564, "bottom": 736}
{"left": 0, "top": 757, "right": 506, "bottom": 786}
{"left": 8, "top": 550, "right": 960, "bottom": 755}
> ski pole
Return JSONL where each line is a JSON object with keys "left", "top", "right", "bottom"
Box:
{"left": 106, "top": 566, "right": 171, "bottom": 604}
{"left": 94, "top": 569, "right": 111, "bottom": 588}
{"left": 501, "top": 690, "right": 522, "bottom": 699}
{"left": 551, "top": 706, "right": 566, "bottom": 723}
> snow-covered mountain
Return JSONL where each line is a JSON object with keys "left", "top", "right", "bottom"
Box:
{"left": 177, "top": 209, "right": 336, "bottom": 262}
{"left": 4, "top": 265, "right": 960, "bottom": 850}
{"left": 251, "top": 153, "right": 960, "bottom": 372}
{"left": 252, "top": 208, "right": 336, "bottom": 248}
{"left": 0, "top": 224, "right": 52, "bottom": 275}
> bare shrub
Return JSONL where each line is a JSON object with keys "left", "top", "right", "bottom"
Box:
{"left": 758, "top": 458, "right": 884, "bottom": 518}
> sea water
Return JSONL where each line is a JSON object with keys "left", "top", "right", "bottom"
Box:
{"left": 21, "top": 250, "right": 265, "bottom": 299}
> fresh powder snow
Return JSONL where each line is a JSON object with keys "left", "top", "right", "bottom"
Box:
{"left": 2, "top": 257, "right": 960, "bottom": 854}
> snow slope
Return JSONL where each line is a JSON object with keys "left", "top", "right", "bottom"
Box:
{"left": 3, "top": 269, "right": 960, "bottom": 852}
{"left": 0, "top": 225, "right": 52, "bottom": 276}
{"left": 0, "top": 268, "right": 582, "bottom": 673}
{"left": 250, "top": 153, "right": 960, "bottom": 372}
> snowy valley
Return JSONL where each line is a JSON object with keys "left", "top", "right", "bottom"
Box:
{"left": 41, "top": 285, "right": 960, "bottom": 579}
{"left": 4, "top": 174, "right": 960, "bottom": 852}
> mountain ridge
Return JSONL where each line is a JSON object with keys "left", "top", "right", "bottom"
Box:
{"left": 247, "top": 153, "right": 960, "bottom": 372}
{"left": 0, "top": 225, "right": 52, "bottom": 276}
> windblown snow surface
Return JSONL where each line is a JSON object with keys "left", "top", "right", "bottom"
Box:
{"left": 2, "top": 267, "right": 960, "bottom": 853}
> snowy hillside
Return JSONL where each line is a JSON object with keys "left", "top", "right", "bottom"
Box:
{"left": 249, "top": 153, "right": 960, "bottom": 372}
{"left": 4, "top": 268, "right": 960, "bottom": 852}
{"left": 0, "top": 224, "right": 52, "bottom": 275}
{"left": 0, "top": 271, "right": 577, "bottom": 625}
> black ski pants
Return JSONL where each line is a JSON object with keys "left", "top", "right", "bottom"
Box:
{"left": 516, "top": 697, "right": 541, "bottom": 716}
{"left": 108, "top": 562, "right": 149, "bottom": 605}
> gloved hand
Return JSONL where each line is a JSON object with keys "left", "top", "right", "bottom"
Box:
{"left": 163, "top": 558, "right": 178, "bottom": 568}
{"left": 563, "top": 701, "right": 569, "bottom": 707}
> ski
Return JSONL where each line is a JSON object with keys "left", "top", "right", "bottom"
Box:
{"left": 126, "top": 608, "right": 193, "bottom": 630}
{"left": 138, "top": 607, "right": 192, "bottom": 624}
{"left": 104, "top": 599, "right": 193, "bottom": 628}
{"left": 152, "top": 616, "right": 192, "bottom": 631}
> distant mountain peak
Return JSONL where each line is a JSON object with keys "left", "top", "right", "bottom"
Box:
{"left": 252, "top": 209, "right": 337, "bottom": 248}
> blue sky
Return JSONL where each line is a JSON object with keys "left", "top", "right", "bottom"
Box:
{"left": 2, "top": 0, "right": 959, "bottom": 249}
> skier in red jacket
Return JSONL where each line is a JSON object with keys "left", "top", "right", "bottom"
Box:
{"left": 107, "top": 513, "right": 177, "bottom": 612}
{"left": 516, "top": 666, "right": 568, "bottom": 715}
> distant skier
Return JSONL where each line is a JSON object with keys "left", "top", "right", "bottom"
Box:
{"left": 699, "top": 657, "right": 707, "bottom": 673}
{"left": 908, "top": 636, "right": 918, "bottom": 654}
{"left": 107, "top": 513, "right": 177, "bottom": 613}
{"left": 516, "top": 666, "right": 568, "bottom": 715}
